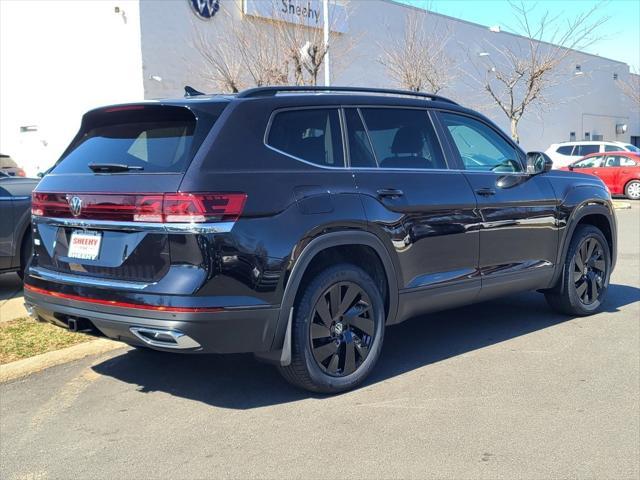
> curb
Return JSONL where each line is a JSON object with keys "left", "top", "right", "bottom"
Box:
{"left": 0, "top": 338, "right": 125, "bottom": 383}
{"left": 612, "top": 201, "right": 632, "bottom": 209}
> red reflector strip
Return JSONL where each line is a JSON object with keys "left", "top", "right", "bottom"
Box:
{"left": 24, "top": 284, "right": 224, "bottom": 313}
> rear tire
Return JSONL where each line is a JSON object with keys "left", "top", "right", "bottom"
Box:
{"left": 545, "top": 225, "right": 611, "bottom": 316}
{"left": 278, "top": 263, "right": 385, "bottom": 394}
{"left": 624, "top": 180, "right": 640, "bottom": 200}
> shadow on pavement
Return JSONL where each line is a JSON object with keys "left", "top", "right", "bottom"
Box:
{"left": 92, "top": 283, "right": 639, "bottom": 410}
{"left": 0, "top": 273, "right": 22, "bottom": 303}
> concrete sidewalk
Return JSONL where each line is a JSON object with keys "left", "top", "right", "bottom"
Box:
{"left": 0, "top": 273, "right": 26, "bottom": 323}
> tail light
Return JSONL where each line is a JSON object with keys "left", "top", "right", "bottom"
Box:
{"left": 31, "top": 192, "right": 247, "bottom": 223}
{"left": 17, "top": 168, "right": 26, "bottom": 177}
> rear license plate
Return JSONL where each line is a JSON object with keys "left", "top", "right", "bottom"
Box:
{"left": 68, "top": 230, "right": 102, "bottom": 260}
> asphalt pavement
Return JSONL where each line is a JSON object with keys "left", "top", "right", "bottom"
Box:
{"left": 1, "top": 204, "right": 639, "bottom": 479}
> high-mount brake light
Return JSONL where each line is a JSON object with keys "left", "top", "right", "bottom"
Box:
{"left": 31, "top": 192, "right": 247, "bottom": 223}
{"left": 103, "top": 105, "right": 146, "bottom": 113}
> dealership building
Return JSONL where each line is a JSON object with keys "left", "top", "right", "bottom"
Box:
{"left": 1, "top": 0, "right": 638, "bottom": 176}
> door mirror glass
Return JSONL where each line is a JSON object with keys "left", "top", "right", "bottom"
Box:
{"left": 526, "top": 152, "right": 553, "bottom": 174}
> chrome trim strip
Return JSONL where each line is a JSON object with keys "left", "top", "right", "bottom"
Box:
{"left": 32, "top": 217, "right": 234, "bottom": 234}
{"left": 129, "top": 327, "right": 201, "bottom": 350}
{"left": 29, "top": 266, "right": 152, "bottom": 290}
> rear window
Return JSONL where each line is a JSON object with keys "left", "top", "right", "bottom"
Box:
{"left": 53, "top": 106, "right": 216, "bottom": 174}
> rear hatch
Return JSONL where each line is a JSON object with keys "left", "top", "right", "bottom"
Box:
{"left": 30, "top": 102, "right": 227, "bottom": 285}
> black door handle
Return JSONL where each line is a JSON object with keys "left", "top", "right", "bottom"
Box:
{"left": 475, "top": 187, "right": 496, "bottom": 196}
{"left": 377, "top": 188, "right": 404, "bottom": 199}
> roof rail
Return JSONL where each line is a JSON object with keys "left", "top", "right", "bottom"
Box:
{"left": 236, "top": 86, "right": 458, "bottom": 105}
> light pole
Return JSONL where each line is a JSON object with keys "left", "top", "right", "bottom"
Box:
{"left": 323, "top": 0, "right": 330, "bottom": 86}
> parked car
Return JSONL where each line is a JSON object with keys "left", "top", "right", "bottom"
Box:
{"left": 546, "top": 141, "right": 640, "bottom": 168}
{"left": 0, "top": 154, "right": 26, "bottom": 177}
{"left": 24, "top": 86, "right": 617, "bottom": 393}
{"left": 0, "top": 175, "right": 38, "bottom": 277}
{"left": 560, "top": 151, "right": 640, "bottom": 200}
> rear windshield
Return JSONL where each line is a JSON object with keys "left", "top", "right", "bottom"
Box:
{"left": 53, "top": 105, "right": 218, "bottom": 174}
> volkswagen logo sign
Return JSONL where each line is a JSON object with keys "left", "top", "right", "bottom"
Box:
{"left": 68, "top": 195, "right": 83, "bottom": 217}
{"left": 190, "top": 0, "right": 220, "bottom": 19}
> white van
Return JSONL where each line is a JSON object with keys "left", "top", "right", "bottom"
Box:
{"left": 545, "top": 141, "right": 640, "bottom": 168}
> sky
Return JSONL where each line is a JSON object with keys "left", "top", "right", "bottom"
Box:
{"left": 398, "top": 0, "right": 640, "bottom": 72}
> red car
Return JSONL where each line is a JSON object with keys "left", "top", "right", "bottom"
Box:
{"left": 561, "top": 151, "right": 640, "bottom": 200}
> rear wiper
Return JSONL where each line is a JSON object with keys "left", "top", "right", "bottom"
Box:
{"left": 88, "top": 163, "right": 144, "bottom": 173}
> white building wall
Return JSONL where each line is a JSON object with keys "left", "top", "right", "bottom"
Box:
{"left": 138, "top": 0, "right": 638, "bottom": 152}
{"left": 0, "top": 0, "right": 145, "bottom": 177}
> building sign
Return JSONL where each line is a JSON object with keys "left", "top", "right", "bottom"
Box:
{"left": 190, "top": 0, "right": 220, "bottom": 19}
{"left": 243, "top": 0, "right": 348, "bottom": 33}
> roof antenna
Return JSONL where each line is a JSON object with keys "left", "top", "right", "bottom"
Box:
{"left": 184, "top": 85, "right": 205, "bottom": 97}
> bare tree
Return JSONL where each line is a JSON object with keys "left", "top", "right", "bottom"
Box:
{"left": 618, "top": 72, "right": 640, "bottom": 106}
{"left": 473, "top": 1, "right": 608, "bottom": 143}
{"left": 379, "top": 7, "right": 457, "bottom": 93}
{"left": 190, "top": 15, "right": 245, "bottom": 93}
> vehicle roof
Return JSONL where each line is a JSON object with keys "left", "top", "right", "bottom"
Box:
{"left": 582, "top": 151, "right": 640, "bottom": 158}
{"left": 552, "top": 140, "right": 630, "bottom": 146}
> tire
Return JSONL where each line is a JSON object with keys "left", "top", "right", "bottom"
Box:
{"left": 624, "top": 180, "right": 640, "bottom": 200}
{"left": 545, "top": 225, "right": 611, "bottom": 316}
{"left": 278, "top": 263, "right": 385, "bottom": 394}
{"left": 17, "top": 230, "right": 32, "bottom": 280}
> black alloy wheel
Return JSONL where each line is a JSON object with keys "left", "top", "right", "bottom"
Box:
{"left": 572, "top": 236, "right": 606, "bottom": 305}
{"left": 309, "top": 281, "right": 375, "bottom": 376}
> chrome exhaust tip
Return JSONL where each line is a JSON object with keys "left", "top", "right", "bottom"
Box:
{"left": 129, "top": 327, "right": 201, "bottom": 350}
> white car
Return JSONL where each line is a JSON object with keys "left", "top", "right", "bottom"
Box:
{"left": 545, "top": 141, "right": 640, "bottom": 168}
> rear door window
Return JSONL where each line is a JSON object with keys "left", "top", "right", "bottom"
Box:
{"left": 344, "top": 109, "right": 377, "bottom": 168}
{"left": 358, "top": 108, "right": 445, "bottom": 170}
{"left": 267, "top": 109, "right": 344, "bottom": 167}
{"left": 576, "top": 144, "right": 599, "bottom": 156}
{"left": 573, "top": 156, "right": 603, "bottom": 168}
{"left": 53, "top": 106, "right": 215, "bottom": 174}
{"left": 556, "top": 145, "right": 574, "bottom": 155}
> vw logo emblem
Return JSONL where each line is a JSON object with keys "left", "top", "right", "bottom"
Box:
{"left": 68, "top": 196, "right": 83, "bottom": 217}
{"left": 189, "top": 0, "right": 220, "bottom": 19}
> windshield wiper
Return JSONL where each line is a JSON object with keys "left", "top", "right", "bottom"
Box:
{"left": 88, "top": 163, "right": 144, "bottom": 173}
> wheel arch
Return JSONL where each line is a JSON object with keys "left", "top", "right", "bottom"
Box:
{"left": 550, "top": 200, "right": 616, "bottom": 290}
{"left": 258, "top": 230, "right": 399, "bottom": 366}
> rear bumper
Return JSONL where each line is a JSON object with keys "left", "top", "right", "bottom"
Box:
{"left": 24, "top": 289, "right": 280, "bottom": 354}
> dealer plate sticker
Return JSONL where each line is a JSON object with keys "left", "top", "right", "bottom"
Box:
{"left": 68, "top": 230, "right": 102, "bottom": 260}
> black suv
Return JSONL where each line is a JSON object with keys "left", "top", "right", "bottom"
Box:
{"left": 24, "top": 86, "right": 617, "bottom": 393}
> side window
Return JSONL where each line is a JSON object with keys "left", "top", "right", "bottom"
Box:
{"left": 267, "top": 109, "right": 344, "bottom": 167}
{"left": 344, "top": 109, "right": 377, "bottom": 168}
{"left": 577, "top": 144, "right": 599, "bottom": 156}
{"left": 556, "top": 145, "right": 574, "bottom": 155}
{"left": 573, "top": 156, "right": 603, "bottom": 168}
{"left": 359, "top": 108, "right": 446, "bottom": 170}
{"left": 604, "top": 155, "right": 621, "bottom": 167}
{"left": 604, "top": 145, "right": 619, "bottom": 152}
{"left": 440, "top": 112, "right": 522, "bottom": 172}
{"left": 621, "top": 157, "right": 638, "bottom": 166}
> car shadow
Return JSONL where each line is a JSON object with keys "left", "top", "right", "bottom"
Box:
{"left": 92, "top": 283, "right": 639, "bottom": 410}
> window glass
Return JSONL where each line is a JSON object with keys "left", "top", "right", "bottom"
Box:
{"left": 344, "top": 109, "right": 377, "bottom": 168}
{"left": 620, "top": 157, "right": 638, "bottom": 166}
{"left": 573, "top": 156, "right": 603, "bottom": 168}
{"left": 604, "top": 145, "right": 620, "bottom": 152}
{"left": 625, "top": 144, "right": 640, "bottom": 153}
{"left": 358, "top": 108, "right": 445, "bottom": 170}
{"left": 267, "top": 109, "right": 344, "bottom": 167}
{"left": 556, "top": 145, "right": 574, "bottom": 155}
{"left": 440, "top": 113, "right": 521, "bottom": 172}
{"left": 577, "top": 144, "right": 599, "bottom": 156}
{"left": 604, "top": 156, "right": 623, "bottom": 167}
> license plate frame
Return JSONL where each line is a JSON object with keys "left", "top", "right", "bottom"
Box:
{"left": 67, "top": 230, "right": 102, "bottom": 261}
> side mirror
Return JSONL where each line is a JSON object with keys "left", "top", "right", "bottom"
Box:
{"left": 526, "top": 151, "right": 553, "bottom": 174}
{"left": 568, "top": 165, "right": 574, "bottom": 171}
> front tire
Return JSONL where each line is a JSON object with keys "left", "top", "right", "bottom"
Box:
{"left": 624, "top": 180, "right": 640, "bottom": 200}
{"left": 278, "top": 263, "right": 385, "bottom": 394}
{"left": 545, "top": 225, "right": 611, "bottom": 316}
